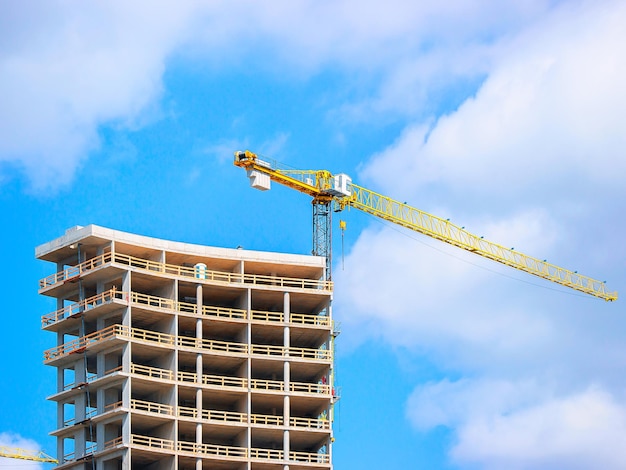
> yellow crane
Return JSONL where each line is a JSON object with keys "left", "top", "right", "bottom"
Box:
{"left": 234, "top": 150, "right": 617, "bottom": 301}
{"left": 0, "top": 446, "right": 57, "bottom": 464}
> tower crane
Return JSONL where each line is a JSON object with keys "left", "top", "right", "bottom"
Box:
{"left": 234, "top": 150, "right": 617, "bottom": 301}
{"left": 0, "top": 446, "right": 58, "bottom": 464}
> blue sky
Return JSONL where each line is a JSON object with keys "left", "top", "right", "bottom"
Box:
{"left": 1, "top": 1, "right": 625, "bottom": 468}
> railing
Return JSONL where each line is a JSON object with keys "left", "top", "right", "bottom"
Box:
{"left": 249, "top": 378, "right": 284, "bottom": 392}
{"left": 251, "top": 309, "right": 284, "bottom": 322}
{"left": 131, "top": 327, "right": 176, "bottom": 345}
{"left": 127, "top": 292, "right": 249, "bottom": 321}
{"left": 61, "top": 404, "right": 329, "bottom": 433}
{"left": 40, "top": 251, "right": 113, "bottom": 288}
{"left": 250, "top": 448, "right": 284, "bottom": 460}
{"left": 250, "top": 413, "right": 283, "bottom": 426}
{"left": 248, "top": 378, "right": 331, "bottom": 395}
{"left": 40, "top": 252, "right": 332, "bottom": 291}
{"left": 62, "top": 444, "right": 97, "bottom": 463}
{"left": 104, "top": 436, "right": 123, "bottom": 449}
{"left": 290, "top": 450, "right": 330, "bottom": 464}
{"left": 250, "top": 344, "right": 284, "bottom": 357}
{"left": 131, "top": 434, "right": 175, "bottom": 451}
{"left": 62, "top": 399, "right": 174, "bottom": 427}
{"left": 44, "top": 324, "right": 126, "bottom": 361}
{"left": 131, "top": 399, "right": 173, "bottom": 416}
{"left": 104, "top": 401, "right": 123, "bottom": 412}
{"left": 44, "top": 325, "right": 175, "bottom": 361}
{"left": 103, "top": 434, "right": 329, "bottom": 465}
{"left": 62, "top": 366, "right": 121, "bottom": 391}
{"left": 130, "top": 291, "right": 177, "bottom": 311}
{"left": 290, "top": 313, "right": 331, "bottom": 327}
{"left": 45, "top": 326, "right": 330, "bottom": 364}
{"left": 290, "top": 416, "right": 331, "bottom": 430}
{"left": 177, "top": 406, "right": 247, "bottom": 423}
{"left": 202, "top": 304, "right": 246, "bottom": 319}
{"left": 203, "top": 373, "right": 246, "bottom": 388}
{"left": 290, "top": 346, "right": 332, "bottom": 361}
{"left": 178, "top": 371, "right": 248, "bottom": 389}
{"left": 177, "top": 440, "right": 247, "bottom": 459}
{"left": 131, "top": 363, "right": 174, "bottom": 381}
{"left": 177, "top": 405, "right": 197, "bottom": 419}
{"left": 178, "top": 336, "right": 248, "bottom": 354}
{"left": 291, "top": 382, "right": 331, "bottom": 394}
{"left": 131, "top": 292, "right": 330, "bottom": 327}
{"left": 42, "top": 287, "right": 331, "bottom": 330}
{"left": 251, "top": 344, "right": 333, "bottom": 361}
{"left": 41, "top": 289, "right": 125, "bottom": 327}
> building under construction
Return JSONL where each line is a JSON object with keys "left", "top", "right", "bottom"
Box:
{"left": 38, "top": 225, "right": 337, "bottom": 469}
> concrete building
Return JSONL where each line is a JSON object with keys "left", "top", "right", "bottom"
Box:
{"left": 38, "top": 225, "right": 337, "bottom": 470}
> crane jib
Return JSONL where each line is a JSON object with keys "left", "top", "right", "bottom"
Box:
{"left": 234, "top": 150, "right": 617, "bottom": 301}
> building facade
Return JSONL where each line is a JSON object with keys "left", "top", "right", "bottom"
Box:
{"left": 38, "top": 225, "right": 337, "bottom": 470}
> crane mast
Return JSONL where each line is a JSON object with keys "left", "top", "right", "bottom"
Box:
{"left": 234, "top": 150, "right": 617, "bottom": 301}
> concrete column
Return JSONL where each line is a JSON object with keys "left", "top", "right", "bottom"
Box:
{"left": 284, "top": 292, "right": 290, "bottom": 349}
{"left": 57, "top": 367, "right": 64, "bottom": 393}
{"left": 122, "top": 361, "right": 131, "bottom": 408}
{"left": 121, "top": 402, "right": 130, "bottom": 445}
{"left": 121, "top": 422, "right": 131, "bottom": 467}
{"left": 96, "top": 384, "right": 104, "bottom": 414}
{"left": 196, "top": 413, "right": 203, "bottom": 470}
{"left": 78, "top": 307, "right": 85, "bottom": 337}
{"left": 96, "top": 421, "right": 105, "bottom": 457}
{"left": 245, "top": 287, "right": 252, "bottom": 462}
{"left": 75, "top": 427, "right": 86, "bottom": 458}
{"left": 196, "top": 282, "right": 203, "bottom": 470}
{"left": 283, "top": 291, "right": 290, "bottom": 465}
{"left": 121, "top": 271, "right": 131, "bottom": 328}
{"left": 122, "top": 337, "right": 131, "bottom": 373}
{"left": 283, "top": 428, "right": 290, "bottom": 466}
{"left": 97, "top": 351, "right": 105, "bottom": 378}
{"left": 75, "top": 358, "right": 86, "bottom": 384}
{"left": 96, "top": 314, "right": 105, "bottom": 332}
{"left": 57, "top": 399, "right": 64, "bottom": 431}
{"left": 57, "top": 436, "right": 63, "bottom": 465}
{"left": 235, "top": 260, "right": 245, "bottom": 282}
{"left": 283, "top": 394, "right": 290, "bottom": 456}
{"left": 56, "top": 262, "right": 64, "bottom": 314}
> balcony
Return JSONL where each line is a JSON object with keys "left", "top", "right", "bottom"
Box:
{"left": 40, "top": 252, "right": 332, "bottom": 293}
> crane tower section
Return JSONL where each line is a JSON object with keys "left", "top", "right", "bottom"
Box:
{"left": 235, "top": 150, "right": 350, "bottom": 280}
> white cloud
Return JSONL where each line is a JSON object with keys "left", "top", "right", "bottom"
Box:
{"left": 2, "top": 2, "right": 624, "bottom": 465}
{"left": 0, "top": 0, "right": 564, "bottom": 190}
{"left": 407, "top": 380, "right": 626, "bottom": 469}
{"left": 457, "top": 386, "right": 626, "bottom": 469}
{"left": 406, "top": 378, "right": 547, "bottom": 431}
{"left": 361, "top": 1, "right": 626, "bottom": 201}
{"left": 0, "top": 432, "right": 46, "bottom": 469}
{"left": 334, "top": 209, "right": 559, "bottom": 357}
{"left": 334, "top": 1, "right": 626, "bottom": 467}
{"left": 0, "top": 0, "right": 198, "bottom": 190}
